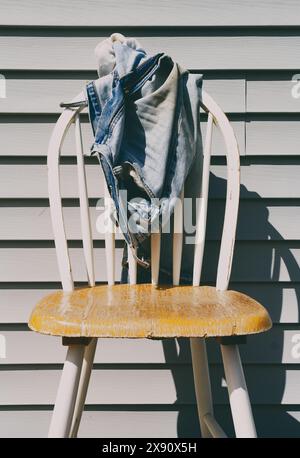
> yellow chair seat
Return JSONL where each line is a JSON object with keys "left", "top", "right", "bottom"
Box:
{"left": 28, "top": 284, "right": 272, "bottom": 338}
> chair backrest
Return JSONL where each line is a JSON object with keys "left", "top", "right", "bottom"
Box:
{"left": 48, "top": 90, "right": 240, "bottom": 292}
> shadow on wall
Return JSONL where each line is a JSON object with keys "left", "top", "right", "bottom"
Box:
{"left": 161, "top": 172, "right": 300, "bottom": 438}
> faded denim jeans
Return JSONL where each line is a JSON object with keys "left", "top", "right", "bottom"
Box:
{"left": 86, "top": 34, "right": 203, "bottom": 272}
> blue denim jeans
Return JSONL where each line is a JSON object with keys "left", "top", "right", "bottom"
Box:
{"left": 86, "top": 35, "right": 202, "bottom": 273}
{"left": 120, "top": 145, "right": 203, "bottom": 285}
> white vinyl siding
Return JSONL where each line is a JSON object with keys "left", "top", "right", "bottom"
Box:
{"left": 0, "top": 0, "right": 300, "bottom": 437}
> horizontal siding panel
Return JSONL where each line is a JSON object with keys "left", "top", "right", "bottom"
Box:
{"left": 246, "top": 120, "right": 300, "bottom": 155}
{"left": 0, "top": 242, "right": 298, "bottom": 282}
{"left": 234, "top": 202, "right": 300, "bottom": 240}
{"left": 0, "top": 408, "right": 199, "bottom": 438}
{"left": 1, "top": 35, "right": 300, "bottom": 70}
{"left": 0, "top": 406, "right": 297, "bottom": 438}
{"left": 5, "top": 116, "right": 300, "bottom": 158}
{"left": 3, "top": 118, "right": 300, "bottom": 158}
{"left": 0, "top": 165, "right": 104, "bottom": 199}
{"left": 1, "top": 163, "right": 300, "bottom": 198}
{"left": 213, "top": 163, "right": 300, "bottom": 199}
{"left": 0, "top": 117, "right": 245, "bottom": 156}
{"left": 234, "top": 284, "right": 300, "bottom": 325}
{"left": 7, "top": 115, "right": 300, "bottom": 158}
{"left": 0, "top": 289, "right": 53, "bottom": 323}
{"left": 0, "top": 78, "right": 245, "bottom": 114}
{"left": 0, "top": 207, "right": 113, "bottom": 241}
{"left": 1, "top": 326, "right": 300, "bottom": 365}
{"left": 239, "top": 328, "right": 300, "bottom": 364}
{"left": 0, "top": 202, "right": 299, "bottom": 241}
{"left": 0, "top": 247, "right": 122, "bottom": 283}
{"left": 0, "top": 79, "right": 88, "bottom": 114}
{"left": 247, "top": 80, "right": 300, "bottom": 112}
{"left": 0, "top": 117, "right": 93, "bottom": 155}
{"left": 1, "top": 0, "right": 299, "bottom": 27}
{"left": 0, "top": 283, "right": 296, "bottom": 324}
{"left": 0, "top": 367, "right": 189, "bottom": 406}
{"left": 0, "top": 365, "right": 298, "bottom": 405}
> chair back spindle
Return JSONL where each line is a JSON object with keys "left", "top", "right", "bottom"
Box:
{"left": 193, "top": 112, "right": 214, "bottom": 287}
{"left": 151, "top": 232, "right": 161, "bottom": 286}
{"left": 47, "top": 102, "right": 81, "bottom": 291}
{"left": 128, "top": 247, "right": 137, "bottom": 285}
{"left": 104, "top": 183, "right": 116, "bottom": 286}
{"left": 75, "top": 114, "right": 95, "bottom": 287}
{"left": 172, "top": 188, "right": 184, "bottom": 286}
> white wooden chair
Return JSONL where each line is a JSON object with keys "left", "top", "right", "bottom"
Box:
{"left": 28, "top": 90, "right": 272, "bottom": 438}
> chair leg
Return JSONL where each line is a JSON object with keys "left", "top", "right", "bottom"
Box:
{"left": 48, "top": 344, "right": 85, "bottom": 438}
{"left": 70, "top": 338, "right": 97, "bottom": 438}
{"left": 190, "top": 338, "right": 213, "bottom": 438}
{"left": 220, "top": 344, "right": 257, "bottom": 438}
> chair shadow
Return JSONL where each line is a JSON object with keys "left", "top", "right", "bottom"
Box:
{"left": 160, "top": 172, "right": 300, "bottom": 438}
